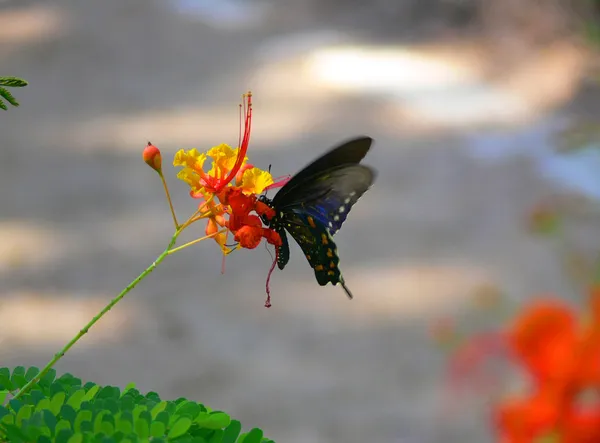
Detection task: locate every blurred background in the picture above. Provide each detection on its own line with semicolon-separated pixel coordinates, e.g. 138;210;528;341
1;0;600;441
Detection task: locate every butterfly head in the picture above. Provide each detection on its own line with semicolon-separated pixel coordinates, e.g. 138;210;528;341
257;194;275;226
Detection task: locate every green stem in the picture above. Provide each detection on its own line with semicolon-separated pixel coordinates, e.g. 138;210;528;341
13;232;179;400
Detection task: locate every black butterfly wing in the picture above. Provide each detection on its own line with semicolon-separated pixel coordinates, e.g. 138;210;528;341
272;136;372;205
275;227;290;270
279;211;353;298
277;164;375;235
265;135;375;298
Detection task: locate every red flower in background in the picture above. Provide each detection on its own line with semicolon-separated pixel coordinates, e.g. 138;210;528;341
495;288;600;443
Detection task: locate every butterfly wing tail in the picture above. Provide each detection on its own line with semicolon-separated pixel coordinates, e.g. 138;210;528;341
340;278;354;300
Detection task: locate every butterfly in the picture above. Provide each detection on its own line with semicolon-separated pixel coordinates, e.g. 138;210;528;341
258;136;376;299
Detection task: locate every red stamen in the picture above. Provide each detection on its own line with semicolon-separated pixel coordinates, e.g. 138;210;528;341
264;175;292;191
238;103;242;153
216;92;253;192
265;246;278;308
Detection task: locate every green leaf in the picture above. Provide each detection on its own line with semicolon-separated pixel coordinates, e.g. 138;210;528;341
168;417;192;439
0;87;18;107
237;428;263;443
155;410;169;428
35;398;51;413
104;398;118;415
50;380;67;397
132;404;147;422
1;412;15;425
2;423;29;441
74;410;92;433
66;389;86;409
55;419;72;434
60;404;77;425
50;392;66;415
79;420;92;433
42;409;57;434
196;412;230;430
55;428;75;443
222;421;241;443
0;77;28;87
67;434;83;443
0;405;10;421
16;404;33;426
0;390;8;405
82;384;100;403
92;410;106;434
40;369;57;388
9;398;23;413
120;395;135;411
176;401;200;420
151;402;167;420
0;99;8;112
116;418;133;435
30;390;46;406
99;386;120;399
138;410;152;426
122;382;136;396
207;429;224;443
150;421;165;438
146;392;161;402
100;420;114;436
0;372;14;391
134;417;150;439
24;367;40;382
10;366;25;379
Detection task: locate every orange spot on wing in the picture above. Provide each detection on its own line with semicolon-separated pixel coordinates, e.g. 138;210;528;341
315;265;324;271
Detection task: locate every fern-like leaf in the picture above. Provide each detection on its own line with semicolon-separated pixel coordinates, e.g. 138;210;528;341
0;87;18;107
0;77;28;87
0;76;27;110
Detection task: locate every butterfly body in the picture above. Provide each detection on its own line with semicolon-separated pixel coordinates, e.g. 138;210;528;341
259;136;376;299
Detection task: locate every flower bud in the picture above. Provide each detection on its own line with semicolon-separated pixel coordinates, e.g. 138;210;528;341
143;142;162;173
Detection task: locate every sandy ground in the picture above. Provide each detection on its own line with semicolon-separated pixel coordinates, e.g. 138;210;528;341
0;1;597;442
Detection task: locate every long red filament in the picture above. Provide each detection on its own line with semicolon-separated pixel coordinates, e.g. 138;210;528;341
265;246;278;308
218;92;252;192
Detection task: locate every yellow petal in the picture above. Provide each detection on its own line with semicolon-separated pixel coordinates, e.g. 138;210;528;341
173;148;206;169
206;144;248;179
239;167;274;194
176;168;201;189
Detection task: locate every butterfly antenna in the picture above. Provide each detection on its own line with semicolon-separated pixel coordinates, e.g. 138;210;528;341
221;229;230;275
263;164;273;198
340;277;354;300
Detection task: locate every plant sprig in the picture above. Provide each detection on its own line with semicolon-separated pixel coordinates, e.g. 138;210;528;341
0;77;28;110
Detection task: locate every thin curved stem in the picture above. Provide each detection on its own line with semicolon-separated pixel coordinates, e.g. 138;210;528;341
160;172;179;229
13;233;179;400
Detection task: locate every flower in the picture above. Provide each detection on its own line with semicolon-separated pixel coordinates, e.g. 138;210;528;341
172;92;284;256
173;92;275;198
494;288;600;442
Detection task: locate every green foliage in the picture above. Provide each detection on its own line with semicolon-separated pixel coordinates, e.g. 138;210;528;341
0;367;274;443
0;77;28;110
